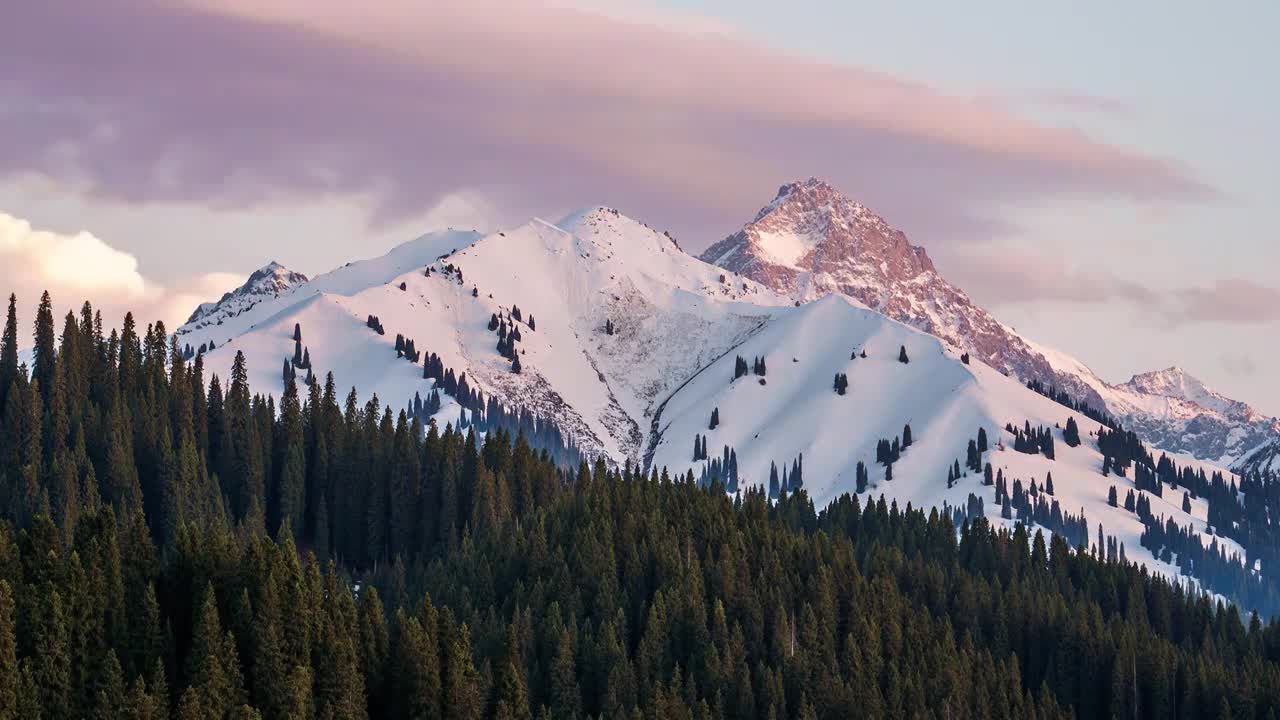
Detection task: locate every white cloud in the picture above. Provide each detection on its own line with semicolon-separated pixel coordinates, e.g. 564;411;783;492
0;210;241;338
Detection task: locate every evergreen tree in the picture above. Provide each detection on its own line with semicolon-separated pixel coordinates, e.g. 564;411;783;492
0;582;16;719
32;290;57;404
1063;416;1081;447
897;345;909;364
0;294;16;412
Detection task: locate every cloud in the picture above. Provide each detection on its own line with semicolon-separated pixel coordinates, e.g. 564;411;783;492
937;247;1155;306
992;91;1133;118
1164;278;1280;326
0;211;241;335
942;246;1280;329
1;0;1214;250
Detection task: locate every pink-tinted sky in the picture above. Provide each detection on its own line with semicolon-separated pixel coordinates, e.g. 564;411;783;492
2;0;1277;413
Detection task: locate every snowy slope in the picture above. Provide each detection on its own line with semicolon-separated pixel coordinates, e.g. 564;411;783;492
648;294;1243;592
179;207;1248;599
178;210;787;461
703;178;1280;469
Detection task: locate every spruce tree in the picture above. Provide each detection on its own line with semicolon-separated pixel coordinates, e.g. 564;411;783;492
897;345;909;364
0;581;16;718
32;290;57;403
0;294;16;412
274;377;306;540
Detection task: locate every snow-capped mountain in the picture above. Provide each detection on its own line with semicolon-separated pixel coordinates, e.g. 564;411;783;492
701;177;1280;469
177;206;1245;604
1093;367;1280;468
182;261;309;329
177;210;786;462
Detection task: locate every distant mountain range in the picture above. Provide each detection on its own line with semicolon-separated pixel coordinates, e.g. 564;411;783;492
700;178;1280;473
173;183;1267;601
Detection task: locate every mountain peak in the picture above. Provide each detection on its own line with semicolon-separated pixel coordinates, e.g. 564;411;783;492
701;178;933;286
183;261;309;327
1124;366;1215;403
772;176;839;201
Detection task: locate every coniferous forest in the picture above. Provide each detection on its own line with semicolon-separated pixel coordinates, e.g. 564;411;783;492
5;292;1280;719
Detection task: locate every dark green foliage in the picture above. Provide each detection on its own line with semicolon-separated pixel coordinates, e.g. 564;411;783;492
1064;416;1081;447
3;292;1280;720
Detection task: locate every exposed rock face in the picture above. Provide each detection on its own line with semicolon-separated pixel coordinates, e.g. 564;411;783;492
181;261;309;331
1109;367;1280;470
700;177;1108;410
702;178;1280;468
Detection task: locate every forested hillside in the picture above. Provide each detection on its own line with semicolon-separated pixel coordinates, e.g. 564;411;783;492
2;291;1280;719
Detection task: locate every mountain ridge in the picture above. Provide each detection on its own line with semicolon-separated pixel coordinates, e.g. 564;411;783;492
700;178;1280;470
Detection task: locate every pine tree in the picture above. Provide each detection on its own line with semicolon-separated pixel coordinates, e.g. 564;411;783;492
549;628;580;720
1064;417;1081;447
897;345;909;364
273;377;306;540
0;294;16;412
709;407;719;431
441;614;483;720
185;585;245;717
493;659;532;720
32;290;57;403
0;581;16;718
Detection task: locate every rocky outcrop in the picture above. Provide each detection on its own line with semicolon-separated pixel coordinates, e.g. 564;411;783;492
703;178;1280;467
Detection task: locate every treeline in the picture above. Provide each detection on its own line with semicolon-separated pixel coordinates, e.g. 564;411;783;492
1020;381;1280;619
4;293;1280;718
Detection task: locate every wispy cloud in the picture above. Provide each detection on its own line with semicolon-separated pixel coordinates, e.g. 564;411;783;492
939;248;1155;306
1;0;1214;248
1164;278;1280;326
944;247;1280;328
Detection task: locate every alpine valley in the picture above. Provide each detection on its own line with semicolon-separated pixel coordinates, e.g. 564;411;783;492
173;179;1280;616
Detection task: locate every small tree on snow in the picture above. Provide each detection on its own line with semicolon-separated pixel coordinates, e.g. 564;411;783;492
898;345;910;364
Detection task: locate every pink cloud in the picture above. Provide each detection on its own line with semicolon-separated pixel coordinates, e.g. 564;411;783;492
937;248;1155;306
1166;278;1280;326
1;0;1214;248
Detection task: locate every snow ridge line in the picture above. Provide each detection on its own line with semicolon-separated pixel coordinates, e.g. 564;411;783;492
642;316;770;474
